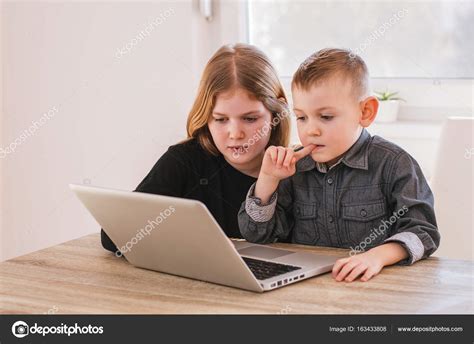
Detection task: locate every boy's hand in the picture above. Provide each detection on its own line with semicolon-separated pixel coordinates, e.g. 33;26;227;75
255;145;316;204
259;145;316;181
332;242;409;282
332;250;384;282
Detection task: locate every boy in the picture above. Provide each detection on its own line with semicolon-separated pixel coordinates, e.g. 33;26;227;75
238;48;440;282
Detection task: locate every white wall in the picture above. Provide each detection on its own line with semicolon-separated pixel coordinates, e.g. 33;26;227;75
0;1;206;261
0;2;4;262
1;0;251;261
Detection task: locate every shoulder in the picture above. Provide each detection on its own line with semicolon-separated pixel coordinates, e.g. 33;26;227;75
368;135;421;173
369;135;418;164
167;138;202;154
369;135;406;158
161;138;221;171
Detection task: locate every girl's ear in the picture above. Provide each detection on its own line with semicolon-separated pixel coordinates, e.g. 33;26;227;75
359;96;379;127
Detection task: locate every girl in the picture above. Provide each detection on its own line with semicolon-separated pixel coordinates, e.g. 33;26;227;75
102;43;291;253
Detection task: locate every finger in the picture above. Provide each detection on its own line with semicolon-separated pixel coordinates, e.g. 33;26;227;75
336;261;359;282
288;157;298;172
283;149;294;168
276;147;286;168
267;146;277;164
332;257;350;278
293;144;316;161
345;264;368;282
360;268;378;282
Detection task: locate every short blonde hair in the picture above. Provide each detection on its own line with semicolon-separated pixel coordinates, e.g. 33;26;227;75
186;43;290;155
292;48;370;100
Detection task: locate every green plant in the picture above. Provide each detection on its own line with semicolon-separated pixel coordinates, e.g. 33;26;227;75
375;90;405;102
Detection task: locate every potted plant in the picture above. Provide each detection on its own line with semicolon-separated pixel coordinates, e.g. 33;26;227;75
374;90;405;123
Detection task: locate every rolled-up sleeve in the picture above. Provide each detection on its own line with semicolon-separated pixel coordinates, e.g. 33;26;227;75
384;152;440;265
238;179;294;244
245;183;278;222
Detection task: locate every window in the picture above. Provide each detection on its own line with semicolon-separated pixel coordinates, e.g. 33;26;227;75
248;0;474;79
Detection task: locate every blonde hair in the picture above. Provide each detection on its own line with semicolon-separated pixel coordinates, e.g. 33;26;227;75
292;48;370;100
186;43;290;155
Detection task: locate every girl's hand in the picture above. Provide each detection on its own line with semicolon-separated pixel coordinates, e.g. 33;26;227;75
332;250;384;282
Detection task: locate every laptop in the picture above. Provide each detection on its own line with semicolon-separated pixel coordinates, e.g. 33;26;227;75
70;184;339;292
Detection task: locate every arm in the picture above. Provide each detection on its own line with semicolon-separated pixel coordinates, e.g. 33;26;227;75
332;151;440;281
238;145;315;243
133;146;189;196
101;145;189;252
382;151;440;264
238;177;294;244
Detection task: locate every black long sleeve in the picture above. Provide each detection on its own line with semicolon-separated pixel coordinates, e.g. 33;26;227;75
101;139;256;253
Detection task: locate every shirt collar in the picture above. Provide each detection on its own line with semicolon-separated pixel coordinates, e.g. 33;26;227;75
296;128;371;173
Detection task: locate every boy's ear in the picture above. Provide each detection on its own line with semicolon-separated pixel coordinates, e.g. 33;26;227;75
359;96;379;127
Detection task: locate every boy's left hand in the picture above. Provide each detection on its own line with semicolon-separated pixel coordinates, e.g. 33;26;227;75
332;250;384;282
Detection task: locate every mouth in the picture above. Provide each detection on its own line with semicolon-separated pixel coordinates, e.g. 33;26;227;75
228;146;246;155
311;144;326;152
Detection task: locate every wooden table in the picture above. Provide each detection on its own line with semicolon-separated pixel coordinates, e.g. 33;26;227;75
1;234;472;314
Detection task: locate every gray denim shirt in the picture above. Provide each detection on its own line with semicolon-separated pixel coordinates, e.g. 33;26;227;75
238;129;440;265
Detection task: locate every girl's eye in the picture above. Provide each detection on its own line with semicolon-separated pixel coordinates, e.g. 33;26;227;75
214;117;227;122
244;117;258;122
321;114;334;121
296;116;306;121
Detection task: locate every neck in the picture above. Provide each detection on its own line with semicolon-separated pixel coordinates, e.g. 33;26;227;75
225;153;263;178
326;127;364;167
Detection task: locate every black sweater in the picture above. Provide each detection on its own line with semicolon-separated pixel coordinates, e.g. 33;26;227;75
101;139;257;252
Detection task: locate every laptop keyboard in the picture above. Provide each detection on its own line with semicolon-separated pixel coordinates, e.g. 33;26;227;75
242;257;302;280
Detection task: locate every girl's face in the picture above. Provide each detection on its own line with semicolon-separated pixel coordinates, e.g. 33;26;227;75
208;87;273;176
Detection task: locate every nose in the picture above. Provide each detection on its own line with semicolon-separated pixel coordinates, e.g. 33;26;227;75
228;121;245;140
306;122;322;137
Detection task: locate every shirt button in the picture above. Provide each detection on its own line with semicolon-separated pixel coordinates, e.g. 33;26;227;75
327;177;333;185
360;209;367;217
328;215;334;223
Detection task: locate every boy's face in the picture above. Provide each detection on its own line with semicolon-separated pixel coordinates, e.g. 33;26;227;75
292;75;372;166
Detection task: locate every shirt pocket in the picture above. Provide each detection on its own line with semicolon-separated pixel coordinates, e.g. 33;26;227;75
292;201;320;245
342;199;387;247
